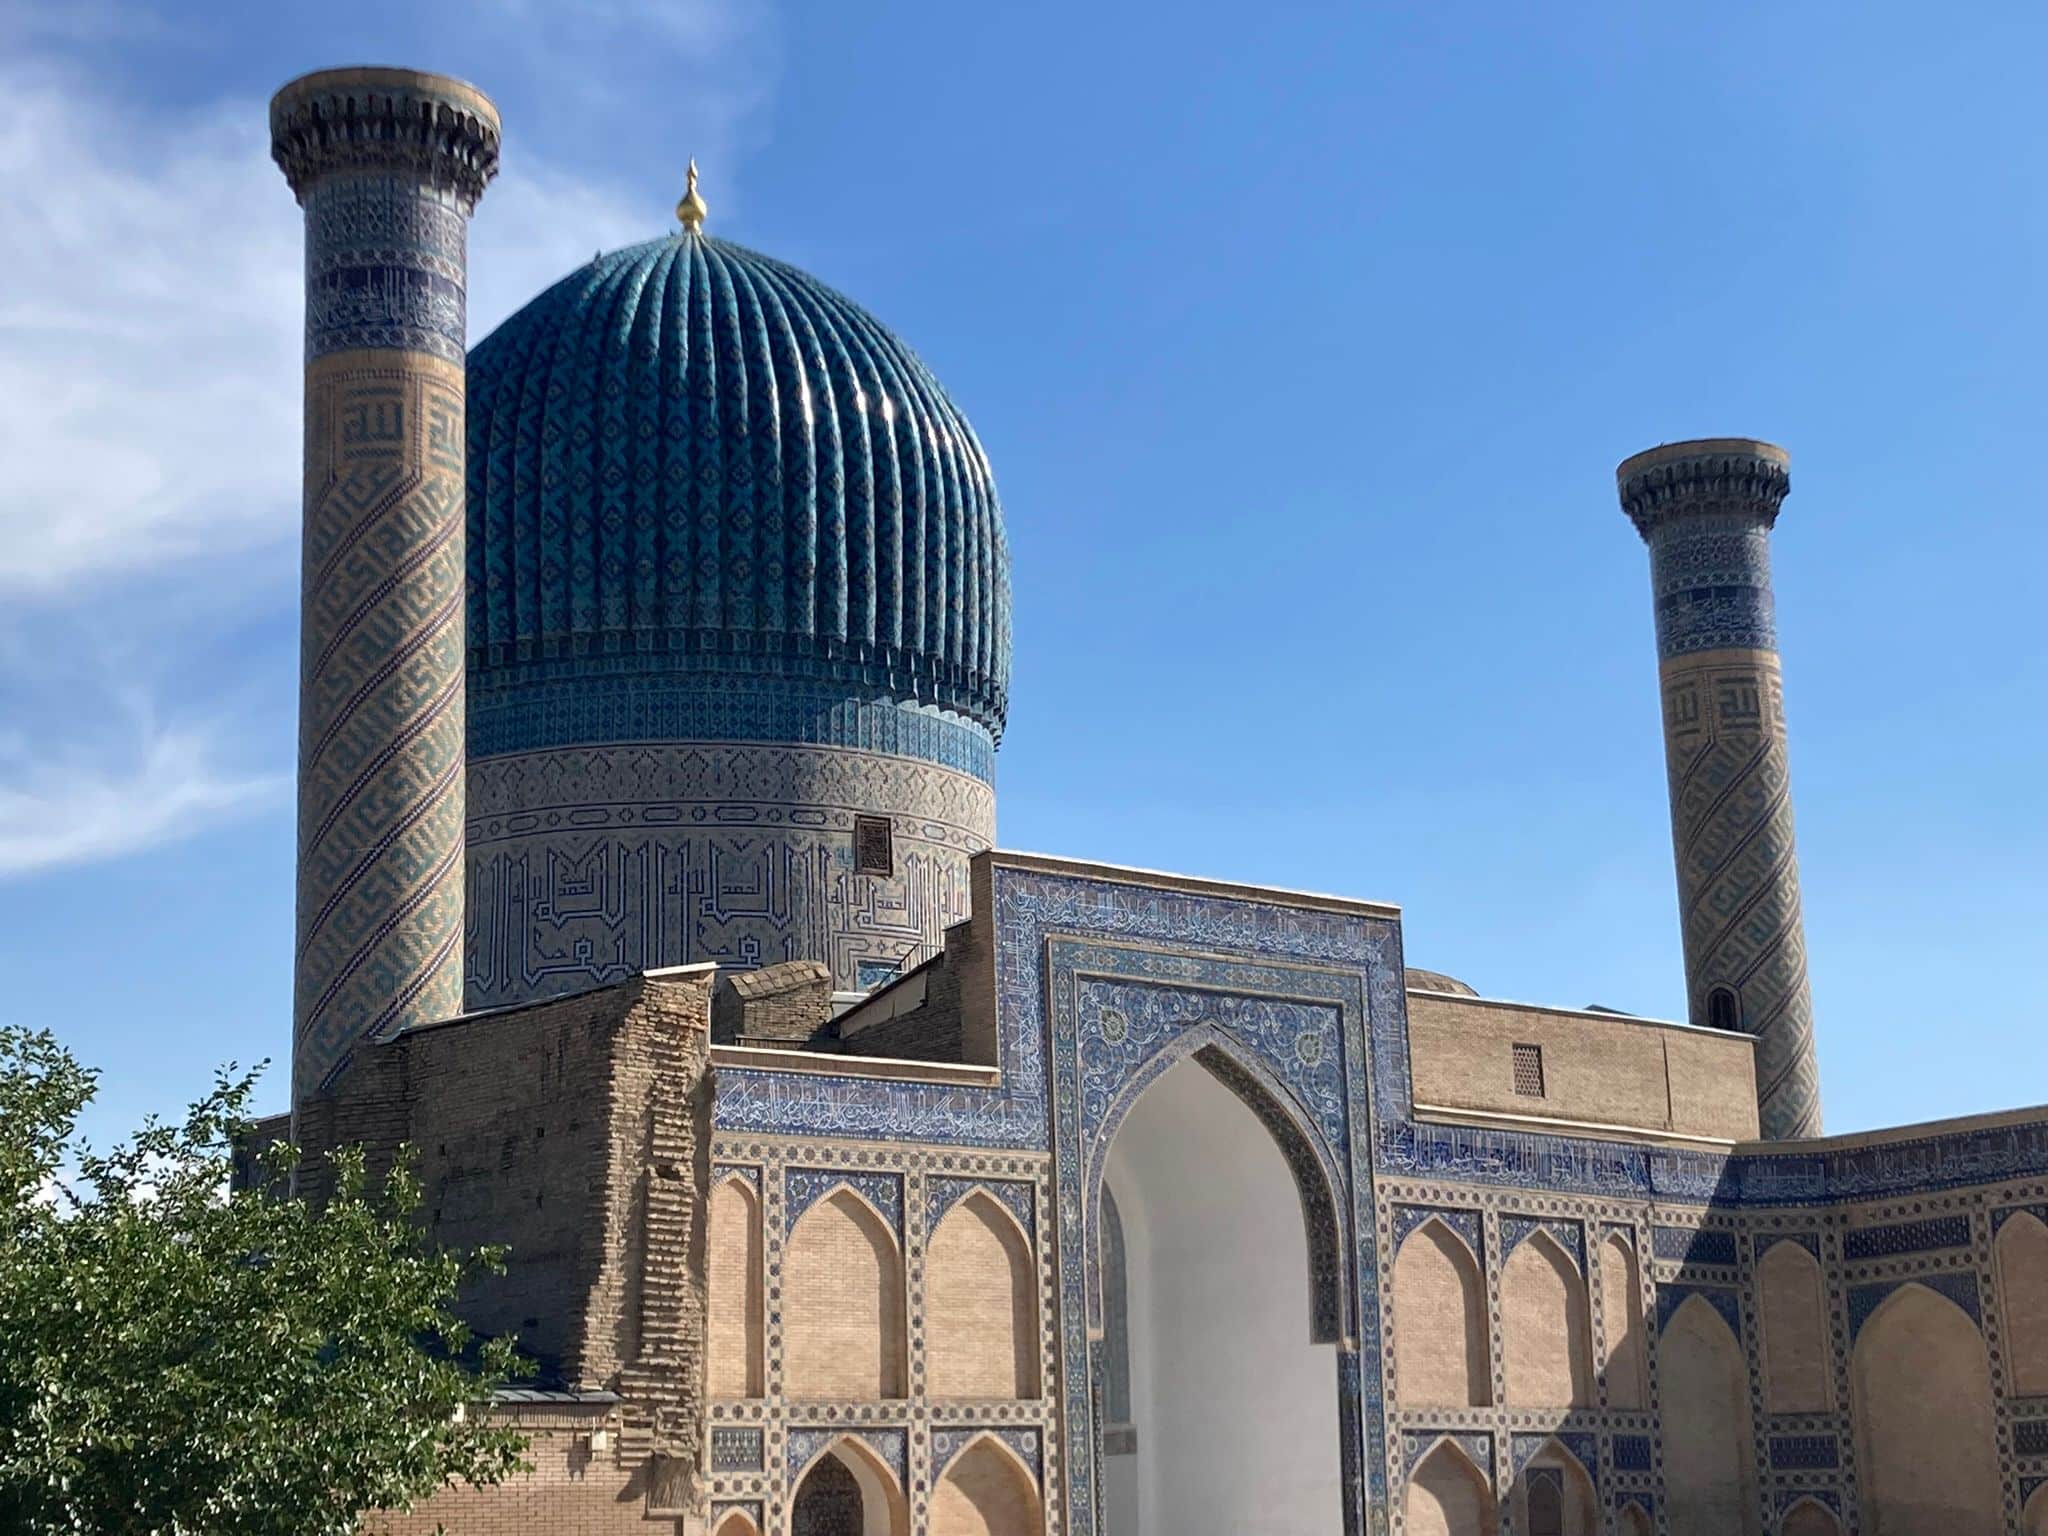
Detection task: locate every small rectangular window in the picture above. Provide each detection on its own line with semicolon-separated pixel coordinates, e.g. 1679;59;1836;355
1512;1042;1546;1098
853;814;894;877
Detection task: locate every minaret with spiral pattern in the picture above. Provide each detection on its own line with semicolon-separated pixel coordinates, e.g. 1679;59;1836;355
1618;438;1822;1139
271;68;500;1102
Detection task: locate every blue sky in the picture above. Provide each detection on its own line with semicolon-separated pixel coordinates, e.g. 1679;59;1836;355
1;0;2042;1146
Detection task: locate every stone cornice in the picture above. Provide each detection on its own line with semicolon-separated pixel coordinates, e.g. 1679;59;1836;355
270;66;501;210
1616;437;1791;541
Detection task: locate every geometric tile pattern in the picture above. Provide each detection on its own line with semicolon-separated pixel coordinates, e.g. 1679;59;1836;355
274;73;499;1101
1840;1214;1972;1260
463;742;993;1002
1501;1215;1585;1271
784;1167;902;1237
1847;1272;1981;1342
463;232;1011;745
1651;1224;1739;1266
926;1176;1034;1242
1618;441;1821;1139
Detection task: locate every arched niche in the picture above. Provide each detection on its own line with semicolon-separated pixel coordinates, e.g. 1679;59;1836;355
708;1174;763;1398
1098;1052;1342;1535
1618;1501;1653;1536
2024;1480;2048;1536
1405;1438;1497;1536
1598;1232;1646;1410
1758;1238;1830;1413
1501;1230;1592;1406
932;1433;1042;1536
1780;1496;1843;1536
712;1510;762;1536
1393;1219;1490;1407
1511;1442;1596;1536
1852;1282;2000;1536
784;1186;907;1400
927;1189;1038;1400
1996;1210;2048;1397
1085;1025;1350;1346
789;1437;908;1536
1661;1292;1758;1536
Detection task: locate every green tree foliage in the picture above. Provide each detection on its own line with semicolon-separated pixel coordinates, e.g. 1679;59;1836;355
0;1027;527;1535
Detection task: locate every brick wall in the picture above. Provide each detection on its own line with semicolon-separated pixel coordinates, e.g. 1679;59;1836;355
296;972;715;1532
1405;992;1759;1144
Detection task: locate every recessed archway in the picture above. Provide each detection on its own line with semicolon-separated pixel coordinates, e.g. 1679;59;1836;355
1098;1051;1342;1536
789;1437;908;1536
932;1433;1043;1536
1405;1438;1497;1536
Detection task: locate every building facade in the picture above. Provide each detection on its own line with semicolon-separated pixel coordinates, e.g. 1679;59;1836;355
265;66;2046;1536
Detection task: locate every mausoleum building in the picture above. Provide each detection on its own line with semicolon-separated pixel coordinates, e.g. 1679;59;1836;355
260;65;2048;1536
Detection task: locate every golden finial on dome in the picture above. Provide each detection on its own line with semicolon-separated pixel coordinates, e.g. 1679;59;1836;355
676;159;708;233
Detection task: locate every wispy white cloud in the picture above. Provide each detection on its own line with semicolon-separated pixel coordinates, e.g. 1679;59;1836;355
0;59;663;596
0;711;286;879
0;0;774;879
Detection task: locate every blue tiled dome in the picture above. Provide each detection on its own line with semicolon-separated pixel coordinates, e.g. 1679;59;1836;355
464;232;1011;759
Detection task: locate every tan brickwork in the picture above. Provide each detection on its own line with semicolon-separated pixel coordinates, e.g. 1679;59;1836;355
1851;1283;2001;1535
930;1438;1041;1536
293;972;713;1531
1596;1234;1646;1409
783;1189;908;1400
1391;1221;1489;1407
712;962;834;1047
708;1177;764;1398
1499;1234;1592;1407
1661;1295;1756;1536
1405;993;1759;1144
1996;1211;2048;1397
368;1411;656;1536
1404;1442;1496;1536
1781;1501;1841;1536
1757;1238;1830;1413
925;1193;1037;1401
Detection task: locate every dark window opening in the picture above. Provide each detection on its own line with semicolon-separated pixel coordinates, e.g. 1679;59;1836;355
1512;1042;1546;1098
1707;986;1741;1032
852;815;894;877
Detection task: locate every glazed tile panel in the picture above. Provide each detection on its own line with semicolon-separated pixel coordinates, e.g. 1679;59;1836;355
463;741;992;1001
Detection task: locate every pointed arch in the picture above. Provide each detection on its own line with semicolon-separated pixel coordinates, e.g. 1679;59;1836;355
2024;1481;2048;1536
1758;1239;1830;1413
1852;1282;1999;1536
1500;1230;1592;1406
1084;1022;1350;1344
1394;1219;1490;1407
1513;1441;1596;1536
1997;1211;2048;1397
1598;1232;1646;1410
1663;1292;1757;1536
1619;1502;1653;1536
712;1510;762;1536
789;1437;908;1536
1405;1438;1498;1536
1780;1497;1842;1536
785;1185;906;1400
708;1173;763;1397
932;1432;1042;1536
927;1188;1038;1399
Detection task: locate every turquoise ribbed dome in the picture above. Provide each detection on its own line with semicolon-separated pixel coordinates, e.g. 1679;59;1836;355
464;232;1011;762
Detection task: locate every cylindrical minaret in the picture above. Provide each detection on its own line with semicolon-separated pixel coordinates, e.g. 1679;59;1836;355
271;68;500;1102
1617;438;1821;1139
